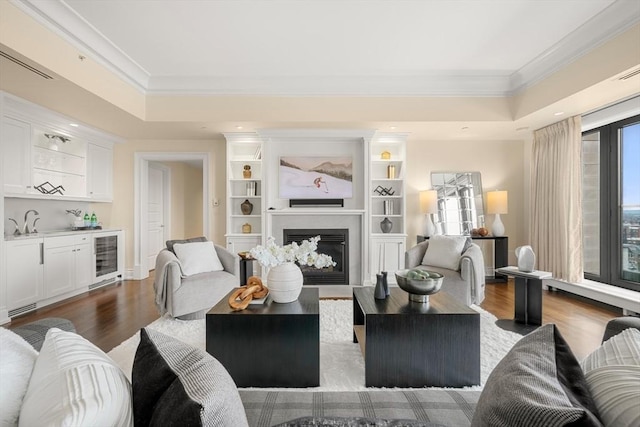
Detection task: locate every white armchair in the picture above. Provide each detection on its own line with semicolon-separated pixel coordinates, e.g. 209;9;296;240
405;236;485;306
154;237;240;319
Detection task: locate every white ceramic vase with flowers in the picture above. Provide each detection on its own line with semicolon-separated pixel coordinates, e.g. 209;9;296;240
250;236;336;303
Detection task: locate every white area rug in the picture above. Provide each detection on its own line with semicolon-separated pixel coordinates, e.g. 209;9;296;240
108;300;522;391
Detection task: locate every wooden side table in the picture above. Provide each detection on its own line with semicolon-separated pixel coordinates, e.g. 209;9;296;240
495;266;553;334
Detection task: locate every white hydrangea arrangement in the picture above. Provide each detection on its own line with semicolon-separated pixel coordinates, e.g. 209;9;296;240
249;236;336;269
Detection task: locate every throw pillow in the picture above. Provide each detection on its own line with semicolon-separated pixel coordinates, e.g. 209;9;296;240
132;328;248;427
583;365;640;427
19;328;133;426
581;328;640;427
421;235;468;270
581;327;640;373
0;328;38;427
173;241;224;276
471;324;602;427
166;236;207;253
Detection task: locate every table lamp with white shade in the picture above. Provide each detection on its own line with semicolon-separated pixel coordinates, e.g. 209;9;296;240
486;190;508;237
420;190;438;237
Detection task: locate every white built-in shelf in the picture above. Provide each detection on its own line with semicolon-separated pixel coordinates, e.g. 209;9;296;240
230;214;261;218
266;209;366;216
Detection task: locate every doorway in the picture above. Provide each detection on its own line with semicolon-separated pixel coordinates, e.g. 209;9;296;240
147;162;170;270
134;153;210;280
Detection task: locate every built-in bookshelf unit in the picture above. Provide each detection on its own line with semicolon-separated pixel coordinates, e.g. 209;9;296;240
224;129;407;285
224;133;263;253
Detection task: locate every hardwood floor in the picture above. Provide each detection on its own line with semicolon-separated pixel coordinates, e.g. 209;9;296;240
4;276;621;359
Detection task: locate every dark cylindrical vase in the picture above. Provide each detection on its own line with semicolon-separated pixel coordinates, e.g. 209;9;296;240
381;271;390;296
374;274;386;299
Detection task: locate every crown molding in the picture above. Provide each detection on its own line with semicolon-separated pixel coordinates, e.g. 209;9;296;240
13;0;150;93
509;0;640;94
13;0;640;97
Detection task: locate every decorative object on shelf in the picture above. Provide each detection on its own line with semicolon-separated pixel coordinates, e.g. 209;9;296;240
374;273;386;299
419;190;438;237
471;227;489;237
395;268;444;303
515;245;536;273
240;199;254;215
34;181;65;195
44;133;70;151
243;164;252;179
228;276;268;311
249;236;336;303
373;185;395;196
246;181;257;196
380;151;391;160
383;200;394;215
66;209;85;228
380;217;393;233
242;223;252;234
387;164;396;179
487;190;508;237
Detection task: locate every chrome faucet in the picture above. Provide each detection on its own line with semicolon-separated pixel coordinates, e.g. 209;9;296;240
23;210;39;234
8;218;21;235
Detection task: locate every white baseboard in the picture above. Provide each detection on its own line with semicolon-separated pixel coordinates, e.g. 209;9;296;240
0;307;9;325
548;278;640;313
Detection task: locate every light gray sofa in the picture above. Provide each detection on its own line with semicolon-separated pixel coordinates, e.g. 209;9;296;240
154;238;240;319
405;239;485;306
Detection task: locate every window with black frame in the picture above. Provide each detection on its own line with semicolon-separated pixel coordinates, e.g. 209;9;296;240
581;114;640;291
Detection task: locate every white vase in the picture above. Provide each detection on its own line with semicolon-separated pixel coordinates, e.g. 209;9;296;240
266;262;303;303
515;245;536;273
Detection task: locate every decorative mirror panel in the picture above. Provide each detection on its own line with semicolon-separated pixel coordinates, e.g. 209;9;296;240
430;172;484;235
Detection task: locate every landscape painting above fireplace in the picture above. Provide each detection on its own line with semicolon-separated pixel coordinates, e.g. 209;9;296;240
279;156;353;199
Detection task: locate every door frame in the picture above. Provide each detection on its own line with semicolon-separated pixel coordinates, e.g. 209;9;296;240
147;162;171;270
134;152;210;279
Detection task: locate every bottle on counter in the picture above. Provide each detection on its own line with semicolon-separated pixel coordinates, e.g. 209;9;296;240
83;212;90;227
90;212;97;228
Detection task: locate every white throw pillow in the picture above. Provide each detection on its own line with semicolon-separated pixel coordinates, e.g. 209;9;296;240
0;328;38;427
584;365;640;427
173;241;224;276
19;328;133;427
581;328;640;373
421;235;468;270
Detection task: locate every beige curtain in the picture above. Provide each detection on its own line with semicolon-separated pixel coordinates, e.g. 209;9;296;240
531;116;584;283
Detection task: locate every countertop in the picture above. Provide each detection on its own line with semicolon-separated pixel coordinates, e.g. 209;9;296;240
4;228;122;241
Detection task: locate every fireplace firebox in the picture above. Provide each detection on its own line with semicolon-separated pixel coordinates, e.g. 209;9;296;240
283;229;349;285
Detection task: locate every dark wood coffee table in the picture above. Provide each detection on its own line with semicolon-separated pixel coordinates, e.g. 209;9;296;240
353;287;480;388
206;287;319;387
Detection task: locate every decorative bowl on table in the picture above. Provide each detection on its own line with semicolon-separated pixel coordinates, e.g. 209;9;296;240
395;269;444;303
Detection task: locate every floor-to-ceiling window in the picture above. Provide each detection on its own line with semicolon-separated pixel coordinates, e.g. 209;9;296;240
582;114;640;291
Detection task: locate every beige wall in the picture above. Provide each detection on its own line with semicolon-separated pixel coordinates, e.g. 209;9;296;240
405;139;526;263
160;161;204;239
94;139;226;270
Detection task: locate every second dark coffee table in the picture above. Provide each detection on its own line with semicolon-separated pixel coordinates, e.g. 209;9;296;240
353;287;480;388
206;287;319;387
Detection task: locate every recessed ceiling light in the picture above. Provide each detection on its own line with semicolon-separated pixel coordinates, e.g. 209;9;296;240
516;126;529;131
69;123;79;127
200;126;207;129
236;126;243;130
461;126;469;131
390;126;396;130
554;111;564;116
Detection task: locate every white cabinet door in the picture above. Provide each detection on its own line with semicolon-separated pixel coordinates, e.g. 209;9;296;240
5;239;43;310
87;143;113;200
74;242;93;289
1;116;32;194
370;236;406;285
44;245;76;298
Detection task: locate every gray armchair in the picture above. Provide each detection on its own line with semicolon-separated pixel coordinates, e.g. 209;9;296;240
154;238;240;320
405;239;485;306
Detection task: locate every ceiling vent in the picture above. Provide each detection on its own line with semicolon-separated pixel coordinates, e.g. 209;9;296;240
0;50;53;80
618;68;640;81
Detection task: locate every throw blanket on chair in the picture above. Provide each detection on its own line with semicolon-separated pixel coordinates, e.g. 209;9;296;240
153;250;184;316
464;248;486;304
